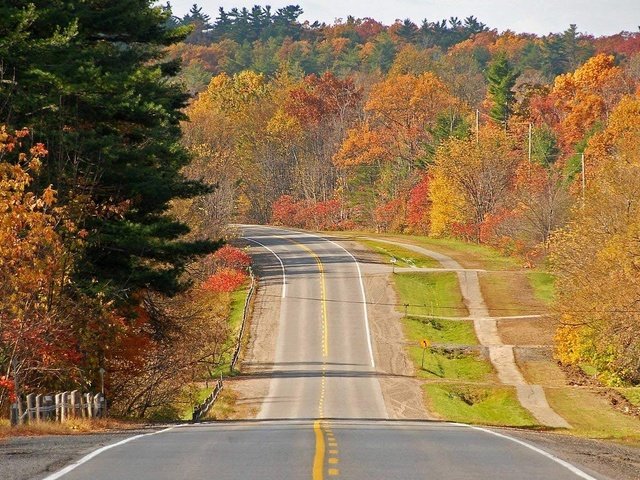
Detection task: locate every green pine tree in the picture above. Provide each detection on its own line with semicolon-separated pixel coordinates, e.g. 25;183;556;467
486;53;519;125
0;1;220;303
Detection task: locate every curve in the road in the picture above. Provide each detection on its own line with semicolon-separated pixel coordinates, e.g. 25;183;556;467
242;236;287;298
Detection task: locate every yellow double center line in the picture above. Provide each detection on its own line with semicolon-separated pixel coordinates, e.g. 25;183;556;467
290;240;328;358
284;237;339;479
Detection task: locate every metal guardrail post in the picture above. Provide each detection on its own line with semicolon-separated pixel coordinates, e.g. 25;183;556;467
230;267;256;373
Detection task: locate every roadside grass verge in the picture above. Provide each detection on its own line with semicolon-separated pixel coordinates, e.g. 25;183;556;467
388;270;535;426
178;281;252;420
409;344;492;381
385;234;520;271
205;388;239;420
210;281;252;379
424;384;538;427
544;387;640;442
404;316;478;345
358;239;441;268
394;272;467;317
354;231;639;436
519;361;640;442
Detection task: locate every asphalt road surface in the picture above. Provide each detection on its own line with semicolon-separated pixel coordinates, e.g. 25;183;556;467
45;225;608;480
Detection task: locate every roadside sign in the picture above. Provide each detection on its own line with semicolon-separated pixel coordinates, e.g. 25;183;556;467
420;339;430;369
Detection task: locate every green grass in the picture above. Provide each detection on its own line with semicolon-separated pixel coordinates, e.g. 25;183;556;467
618;388;640;407
545;387;640;441
229;284;250;330
425;384;538;426
380;245;543;426
404;316;478;345
178;384;213;420
527;271;556;305
394;272;468;317
359;239;441;268
393;270;496;385
410;345;493;381
394;234;521;271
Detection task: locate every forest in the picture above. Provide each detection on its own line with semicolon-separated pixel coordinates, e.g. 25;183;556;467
0;1;638;420
173;4;640;388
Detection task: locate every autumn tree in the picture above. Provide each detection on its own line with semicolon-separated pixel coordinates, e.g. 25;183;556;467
552;53;631;150
552;93;640;385
0;128;80;409
429;126;519;240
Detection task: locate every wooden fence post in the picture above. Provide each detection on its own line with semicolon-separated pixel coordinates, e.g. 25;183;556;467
61;392;68;422
55;393;61;422
70;390;78;418
85;393;93;418
35;394;42;422
26;394;35;423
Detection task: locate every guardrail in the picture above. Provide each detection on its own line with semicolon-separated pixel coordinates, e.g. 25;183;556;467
192;379;223;422
229;267;256;373
11;391;106;425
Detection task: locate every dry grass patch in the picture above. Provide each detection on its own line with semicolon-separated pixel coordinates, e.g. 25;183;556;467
0;417;144;439
499;318;556;345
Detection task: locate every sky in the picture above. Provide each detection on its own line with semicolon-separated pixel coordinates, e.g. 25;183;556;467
161;0;640;36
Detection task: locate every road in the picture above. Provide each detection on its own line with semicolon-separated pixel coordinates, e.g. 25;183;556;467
45;225;607;480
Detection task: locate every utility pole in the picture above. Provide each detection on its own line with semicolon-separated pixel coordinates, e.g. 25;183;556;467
528;123;532;163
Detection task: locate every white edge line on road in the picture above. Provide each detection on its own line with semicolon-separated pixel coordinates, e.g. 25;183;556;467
298;232;376;370
450;423;599;480
41;424;185;480
242;237;287;298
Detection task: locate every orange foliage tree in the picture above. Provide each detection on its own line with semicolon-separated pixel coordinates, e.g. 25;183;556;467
552;54;630;149
0;127;81;408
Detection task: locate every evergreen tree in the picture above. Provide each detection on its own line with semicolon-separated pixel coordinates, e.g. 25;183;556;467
182;3;213;44
0;0;219;303
486;53;519;125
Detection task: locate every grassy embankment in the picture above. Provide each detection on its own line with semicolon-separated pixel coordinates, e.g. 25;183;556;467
362;237;537;427
180;284;252;421
362;235;640;439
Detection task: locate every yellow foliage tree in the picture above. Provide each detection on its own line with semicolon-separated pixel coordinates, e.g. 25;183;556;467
429;126;519;240
552;93;640;385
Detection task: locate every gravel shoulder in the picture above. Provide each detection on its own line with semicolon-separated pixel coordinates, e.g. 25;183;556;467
496;428;640;480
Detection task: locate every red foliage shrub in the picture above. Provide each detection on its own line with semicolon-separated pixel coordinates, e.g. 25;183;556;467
0;375;16;402
406;174;431;234
202;268;247;293
214;245;251;270
272;195;299;226
271;195;348;231
374;198;405;232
